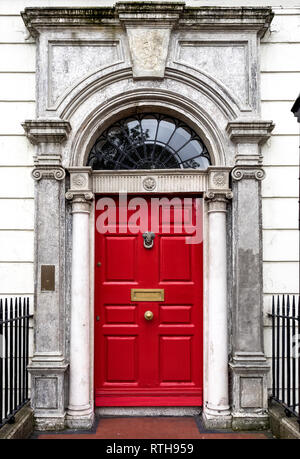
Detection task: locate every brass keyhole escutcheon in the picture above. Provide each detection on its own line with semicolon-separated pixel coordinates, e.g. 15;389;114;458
144;310;154;321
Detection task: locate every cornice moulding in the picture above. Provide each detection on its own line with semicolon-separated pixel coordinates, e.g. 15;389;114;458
21;7;119;37
117;2;184;27
22;119;71;144
226;121;275;144
116;2;185;13
179;7;274;36
21;4;273;37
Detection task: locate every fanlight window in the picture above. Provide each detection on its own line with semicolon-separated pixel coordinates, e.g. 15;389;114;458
87;114;211;170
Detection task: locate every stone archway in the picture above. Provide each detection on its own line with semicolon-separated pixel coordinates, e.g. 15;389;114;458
21;3;275;431
64;100;234;428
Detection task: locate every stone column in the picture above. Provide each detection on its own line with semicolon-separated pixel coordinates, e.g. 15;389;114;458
22;119;71;430
65;168;94;429
226;121;274;430
203;189;232;428
203;168;232;429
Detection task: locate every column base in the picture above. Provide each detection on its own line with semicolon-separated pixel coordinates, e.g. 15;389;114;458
66;407;94;430
230;358;269;430
34;414;66;431
202;406;232;429
28;360;69;431
231;412;269;431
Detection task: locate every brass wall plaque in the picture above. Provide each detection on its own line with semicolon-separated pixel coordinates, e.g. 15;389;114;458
41;265;55;291
131;289;164;302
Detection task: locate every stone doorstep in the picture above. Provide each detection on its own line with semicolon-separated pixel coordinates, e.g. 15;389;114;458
0;403;34;440
33;416;273;440
269;401;300;439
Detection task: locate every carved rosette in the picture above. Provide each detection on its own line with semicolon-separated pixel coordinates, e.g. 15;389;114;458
142;176;156;191
212;172;226;187
71;174;88;189
231;166;266;181
205;167;232;211
207;167;231;192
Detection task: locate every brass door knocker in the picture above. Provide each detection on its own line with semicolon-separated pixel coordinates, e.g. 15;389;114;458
143;231;155;249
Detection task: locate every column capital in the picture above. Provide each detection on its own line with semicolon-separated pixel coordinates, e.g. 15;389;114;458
205;190;233;212
24;119;71;182
65;192;94;214
65;191;94;201
232;165;265;181
205;167;233;211
205;190;233;201
32;155;66;181
66;167;94;212
32;165;66;181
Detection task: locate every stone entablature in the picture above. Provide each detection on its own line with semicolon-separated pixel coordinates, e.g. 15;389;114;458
91;167;232;195
21;4;273;116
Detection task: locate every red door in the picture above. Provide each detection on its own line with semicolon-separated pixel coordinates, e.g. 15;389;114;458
95;195;203;406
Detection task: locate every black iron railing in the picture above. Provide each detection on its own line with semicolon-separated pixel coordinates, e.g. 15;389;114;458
269;295;300;428
0;297;32;428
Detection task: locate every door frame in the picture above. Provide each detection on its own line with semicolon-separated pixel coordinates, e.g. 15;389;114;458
67;166;233;420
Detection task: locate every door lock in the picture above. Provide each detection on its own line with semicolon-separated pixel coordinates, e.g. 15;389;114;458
143;231;155;249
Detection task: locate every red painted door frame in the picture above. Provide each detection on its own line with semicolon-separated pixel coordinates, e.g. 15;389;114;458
94;195;203;406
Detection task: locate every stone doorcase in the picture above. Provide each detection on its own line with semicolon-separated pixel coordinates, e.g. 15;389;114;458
21;3;274;431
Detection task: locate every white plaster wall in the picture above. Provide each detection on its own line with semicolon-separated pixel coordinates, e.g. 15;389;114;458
260;8;300;390
0;0;299;394
0;1;35;377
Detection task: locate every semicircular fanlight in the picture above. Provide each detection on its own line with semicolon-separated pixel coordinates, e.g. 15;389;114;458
87;114;211;170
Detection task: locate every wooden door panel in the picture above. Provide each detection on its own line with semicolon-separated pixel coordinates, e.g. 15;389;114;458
105;336;138;383
160;305;192;324
160;237;191;282
95;195;203;406
105;305;137;324
160;336;192;382
105;236;137;281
